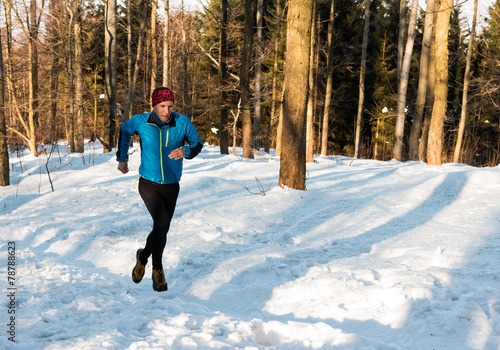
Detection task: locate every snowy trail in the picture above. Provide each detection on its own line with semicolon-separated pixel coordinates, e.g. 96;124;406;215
1;142;499;349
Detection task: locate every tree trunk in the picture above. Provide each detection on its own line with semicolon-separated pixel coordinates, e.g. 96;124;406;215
306;0;317;163
276;84;285;157
240;0;254;159
9;0;41;154
453;0;477;163
393;0;418;161
123;0;149;121
354;0;371;159
278;0;313;190
4;0;13;129
427;0;453;165
74;0;84;153
408;0;435;160
397;0;406;80
219;0;229;154
253;0;264;150
104;0;117;153
163;0;170;87
127;0;132;89
321;0;335;156
151;0;158;96
66;2;75;152
419;7;438;162
48;0;61;143
181;0;190;117
0;29;10;186
30;0;40;131
270;0;282;155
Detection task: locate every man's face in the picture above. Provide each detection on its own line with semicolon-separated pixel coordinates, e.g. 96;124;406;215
153;100;174;122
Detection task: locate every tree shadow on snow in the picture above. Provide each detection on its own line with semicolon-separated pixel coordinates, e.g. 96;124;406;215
174;169;497;348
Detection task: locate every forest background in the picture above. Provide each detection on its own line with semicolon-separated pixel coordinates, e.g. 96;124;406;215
0;0;499;189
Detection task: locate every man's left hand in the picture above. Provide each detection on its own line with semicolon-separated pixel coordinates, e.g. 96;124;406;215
169;148;186;160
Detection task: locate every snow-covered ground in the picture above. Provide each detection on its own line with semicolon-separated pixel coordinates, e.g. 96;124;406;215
1;141;499;350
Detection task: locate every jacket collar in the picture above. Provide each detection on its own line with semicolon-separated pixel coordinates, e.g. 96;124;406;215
147;111;177;128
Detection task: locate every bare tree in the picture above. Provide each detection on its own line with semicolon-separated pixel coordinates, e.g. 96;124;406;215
454;0;478;163
427;0;453;165
219;0;229;154
73;0;84;153
393;0;418;161
4;0;13;128
7;0;44;155
253;0;264;150
123;0;149;121
354;0;371;159
320;0;335;156
127;0;132;89
0;29;9;186
397;0;406;80
278;0;313;190
163;0;170;87
48;0;62;142
181;0;190;116
419;6;438;162
271;0;282;155
240;0;254;159
408;0;435;160
306;0;317;163
151;0;158;96
104;0;117;153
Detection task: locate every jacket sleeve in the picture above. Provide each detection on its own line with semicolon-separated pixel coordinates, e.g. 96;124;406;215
181;118;203;160
116;117;138;162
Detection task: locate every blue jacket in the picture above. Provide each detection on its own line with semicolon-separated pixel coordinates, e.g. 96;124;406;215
116;111;203;184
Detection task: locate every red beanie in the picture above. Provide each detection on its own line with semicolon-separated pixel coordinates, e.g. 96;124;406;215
151;87;175;106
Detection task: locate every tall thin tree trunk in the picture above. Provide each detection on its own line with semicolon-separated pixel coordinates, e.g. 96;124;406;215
66;3;75;152
48;0;61;143
151;0;158;95
270;0;281;154
123;0;149;121
321;0;335;156
276;84;285;156
427;0;453;165
253;0;264;150
219;0;229;154
306;0;317;163
181;0;190;117
30;0;40;130
0;30;9;186
354;0;371;159
74;0;84;153
163;0;170;86
127;0;132;89
104;0;117;153
454;0;477;163
4;0;13;129
419;8;438;162
393;0;418;161
240;0;254;159
397;0;406;80
278;0;313;190
408;0;435;160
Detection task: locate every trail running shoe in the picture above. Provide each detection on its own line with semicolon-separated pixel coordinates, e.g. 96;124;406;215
152;268;168;292
132;249;146;283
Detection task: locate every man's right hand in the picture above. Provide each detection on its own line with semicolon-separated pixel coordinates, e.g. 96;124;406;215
117;161;129;174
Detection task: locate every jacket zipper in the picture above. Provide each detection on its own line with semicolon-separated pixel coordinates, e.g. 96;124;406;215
159;128;164;183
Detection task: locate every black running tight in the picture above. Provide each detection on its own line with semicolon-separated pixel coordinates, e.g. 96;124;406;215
138;177;180;269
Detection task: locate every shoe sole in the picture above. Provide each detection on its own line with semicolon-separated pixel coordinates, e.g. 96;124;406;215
153;284;168;292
